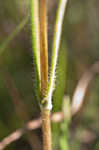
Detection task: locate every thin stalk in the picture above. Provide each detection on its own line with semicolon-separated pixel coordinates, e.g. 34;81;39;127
30;0;51;149
39;0;52;150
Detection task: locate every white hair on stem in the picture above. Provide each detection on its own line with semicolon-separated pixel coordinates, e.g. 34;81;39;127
44;0;68;110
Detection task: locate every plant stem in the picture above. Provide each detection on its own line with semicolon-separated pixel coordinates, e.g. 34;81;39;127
41;109;52;150
39;0;52;150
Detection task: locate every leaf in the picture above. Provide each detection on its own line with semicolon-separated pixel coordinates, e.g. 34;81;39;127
30;0;41;102
0;17;28;56
44;0;68;110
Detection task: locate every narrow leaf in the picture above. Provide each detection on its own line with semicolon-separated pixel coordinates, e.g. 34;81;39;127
0;17;28;56
30;0;41;101
45;0;68;110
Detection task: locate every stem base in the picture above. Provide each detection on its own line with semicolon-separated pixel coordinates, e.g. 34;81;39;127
41;109;52;150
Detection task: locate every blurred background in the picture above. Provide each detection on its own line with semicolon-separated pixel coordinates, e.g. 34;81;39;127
0;0;99;150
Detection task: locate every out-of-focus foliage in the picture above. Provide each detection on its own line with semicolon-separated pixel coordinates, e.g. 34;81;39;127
0;0;99;150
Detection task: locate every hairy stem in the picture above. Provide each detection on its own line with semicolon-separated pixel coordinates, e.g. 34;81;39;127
39;0;52;150
41;109;52;150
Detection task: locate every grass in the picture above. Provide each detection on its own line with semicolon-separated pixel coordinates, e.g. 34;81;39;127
30;0;68;150
0;0;69;149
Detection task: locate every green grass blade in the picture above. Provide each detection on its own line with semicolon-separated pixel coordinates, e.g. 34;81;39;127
0;17;28;56
45;0;68;110
30;0;41;101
